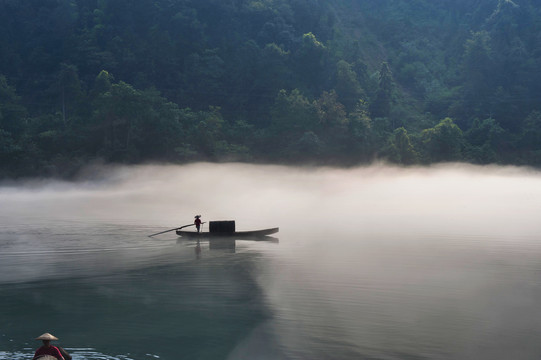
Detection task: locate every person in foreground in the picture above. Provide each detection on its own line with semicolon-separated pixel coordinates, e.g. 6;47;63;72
194;215;202;232
33;332;71;360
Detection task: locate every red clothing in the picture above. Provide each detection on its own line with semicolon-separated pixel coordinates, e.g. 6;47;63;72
34;345;64;360
194;218;202;232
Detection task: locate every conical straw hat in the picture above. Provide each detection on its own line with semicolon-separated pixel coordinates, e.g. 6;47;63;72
36;333;58;341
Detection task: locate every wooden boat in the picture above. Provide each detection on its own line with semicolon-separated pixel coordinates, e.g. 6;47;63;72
176;227;279;239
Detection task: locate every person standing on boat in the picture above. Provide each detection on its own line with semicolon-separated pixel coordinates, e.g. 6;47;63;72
33;333;67;360
194;215;202;232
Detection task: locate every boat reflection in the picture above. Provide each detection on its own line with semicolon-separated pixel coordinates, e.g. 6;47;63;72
178;236;279;258
209;238;236;251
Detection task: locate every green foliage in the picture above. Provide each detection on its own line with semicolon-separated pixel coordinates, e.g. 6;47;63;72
90;81;187;162
288;131;325;161
294;32;328;93
420;118;464;162
0;128;20;173
514;111;541;165
92;70;113;97
463;118;506;164
460;31;495;120
2;0;541;177
0;75;27;137
335;60;364;111
370;62;394;118
315;90;347;128
270;89;317;133
385;127;419;165
520;111;541;150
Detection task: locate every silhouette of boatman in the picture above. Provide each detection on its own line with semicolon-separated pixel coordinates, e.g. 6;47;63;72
194;215;202;232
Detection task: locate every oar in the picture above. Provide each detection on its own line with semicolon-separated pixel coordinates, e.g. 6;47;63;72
148;224;194;237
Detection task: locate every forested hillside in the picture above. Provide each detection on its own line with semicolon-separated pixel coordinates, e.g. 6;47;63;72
1;0;541;178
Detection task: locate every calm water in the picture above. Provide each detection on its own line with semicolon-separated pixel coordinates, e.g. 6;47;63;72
2;163;541;359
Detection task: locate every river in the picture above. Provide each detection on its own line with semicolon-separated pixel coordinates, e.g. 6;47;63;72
1;163;541;359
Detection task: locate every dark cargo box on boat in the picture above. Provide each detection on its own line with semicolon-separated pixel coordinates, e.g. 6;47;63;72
209;221;236;233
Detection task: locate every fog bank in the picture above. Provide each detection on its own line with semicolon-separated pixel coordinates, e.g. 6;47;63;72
1;163;541;238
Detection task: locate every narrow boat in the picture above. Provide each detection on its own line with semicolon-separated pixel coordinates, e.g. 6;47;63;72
176;227;279;239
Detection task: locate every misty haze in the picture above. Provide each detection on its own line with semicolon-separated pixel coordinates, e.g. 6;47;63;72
2;163;541;359
3;0;541;358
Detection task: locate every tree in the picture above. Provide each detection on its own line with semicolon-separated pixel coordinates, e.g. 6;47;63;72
520;111;541;150
335;60;364;111
516;111;541;165
257;42;291;93
288;131;325;161
0;75;27;137
270;88;317;133
262;88;318;157
345;99;374;162
294;32;327;93
460;31;495;121
91;70;113;98
370;62;394;118
464;117;506;164
313;90;349;158
91;80;184;161
420;118;464;162
385;127;418;165
0;129;20;175
314;90;347;128
56;63;84;124
183;49;225;108
190;106;227;159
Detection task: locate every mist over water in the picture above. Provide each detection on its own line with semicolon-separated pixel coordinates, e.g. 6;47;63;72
2;163;541;360
3;162;541;235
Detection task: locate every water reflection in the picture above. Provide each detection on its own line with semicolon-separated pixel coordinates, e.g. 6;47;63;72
209;238;236;251
178;236;280;258
195;240;202;259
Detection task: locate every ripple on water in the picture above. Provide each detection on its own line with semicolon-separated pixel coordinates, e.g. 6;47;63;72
0;348;163;360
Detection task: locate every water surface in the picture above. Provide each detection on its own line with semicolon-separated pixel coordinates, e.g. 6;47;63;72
1;163;541;359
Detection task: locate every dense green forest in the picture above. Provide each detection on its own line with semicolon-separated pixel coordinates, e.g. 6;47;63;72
1;0;541;177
